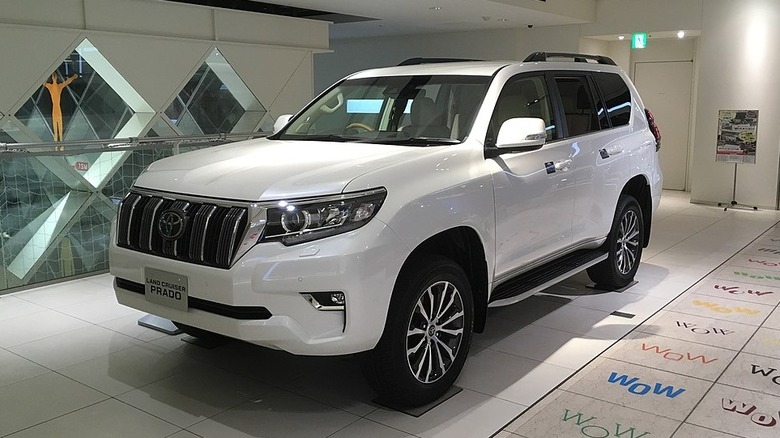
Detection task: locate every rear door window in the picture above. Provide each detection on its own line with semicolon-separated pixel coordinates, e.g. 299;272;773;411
554;75;600;138
593;72;632;127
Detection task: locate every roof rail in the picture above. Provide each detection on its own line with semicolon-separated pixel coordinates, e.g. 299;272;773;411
397;57;482;66
523;52;617;66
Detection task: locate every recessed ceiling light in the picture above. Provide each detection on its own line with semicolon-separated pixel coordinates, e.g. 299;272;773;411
429;6;442;10
618;35;625;40
677;30;685;39
498;18;509;22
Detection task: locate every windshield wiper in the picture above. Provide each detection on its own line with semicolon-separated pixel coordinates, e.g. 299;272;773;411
286;134;361;142
374;137;461;146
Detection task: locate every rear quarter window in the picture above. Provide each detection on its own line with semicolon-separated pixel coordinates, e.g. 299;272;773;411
593;72;632;127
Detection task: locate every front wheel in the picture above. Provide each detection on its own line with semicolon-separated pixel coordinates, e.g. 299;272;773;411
363;255;474;407
587;194;644;289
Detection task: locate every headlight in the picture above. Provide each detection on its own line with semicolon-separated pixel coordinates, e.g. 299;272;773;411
261;188;387;245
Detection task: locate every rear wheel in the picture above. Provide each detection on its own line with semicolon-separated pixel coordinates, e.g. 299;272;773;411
363;255;474;407
587;194;644;289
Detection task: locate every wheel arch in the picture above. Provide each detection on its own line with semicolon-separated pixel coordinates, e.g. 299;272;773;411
621;174;652;247
399;226;490;333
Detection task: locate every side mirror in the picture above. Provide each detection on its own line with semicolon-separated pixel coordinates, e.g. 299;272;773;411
496;118;547;150
273;114;293;134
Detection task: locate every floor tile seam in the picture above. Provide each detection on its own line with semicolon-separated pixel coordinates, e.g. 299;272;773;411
57;352;184;399
661;305;770;328
96;322;169;343
490;427;527;438
625;327;744;353
558;387;689;423
643;307;760;332
658;217;777;257
103;396;188;435
602;355;724;384
511;323;632;353
481;349;581;371
713;380;780;399
226;367;374;421
324;416;419;438
708;273;780;292
322;416;374;438
276;377;382;419
674;422;744;438
10;289;111;310
0;305;50;323
5;324;144;367
688;290;780;311
440;384;529;409
0;395;109;438
0;348;59;382
635;327;751;352
554;296;668;315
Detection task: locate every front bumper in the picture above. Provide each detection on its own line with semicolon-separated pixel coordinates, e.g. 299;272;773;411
110;219;408;355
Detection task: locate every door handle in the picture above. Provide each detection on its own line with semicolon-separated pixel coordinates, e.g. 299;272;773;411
554;159;572;171
606;145;624;155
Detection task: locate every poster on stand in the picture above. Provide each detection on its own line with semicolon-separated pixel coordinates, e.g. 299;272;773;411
716;109;758;164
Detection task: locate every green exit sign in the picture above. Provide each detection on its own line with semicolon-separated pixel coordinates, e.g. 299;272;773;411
632;33;648;49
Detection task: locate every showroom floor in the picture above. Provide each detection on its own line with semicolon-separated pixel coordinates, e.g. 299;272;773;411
1;191;780;438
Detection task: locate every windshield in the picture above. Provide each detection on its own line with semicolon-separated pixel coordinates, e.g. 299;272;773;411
275;75;491;145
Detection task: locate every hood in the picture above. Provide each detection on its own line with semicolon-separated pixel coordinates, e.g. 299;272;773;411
133;138;435;201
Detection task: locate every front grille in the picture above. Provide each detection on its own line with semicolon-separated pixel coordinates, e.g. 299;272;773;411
117;191;249;269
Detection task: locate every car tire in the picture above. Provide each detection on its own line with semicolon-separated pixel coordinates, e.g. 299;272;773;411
587;194;644;289
363;255;474;407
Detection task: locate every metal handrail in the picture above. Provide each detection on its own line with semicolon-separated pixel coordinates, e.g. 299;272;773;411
0;131;269;155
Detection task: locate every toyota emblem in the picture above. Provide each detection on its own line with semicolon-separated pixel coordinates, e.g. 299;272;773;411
157;209;187;240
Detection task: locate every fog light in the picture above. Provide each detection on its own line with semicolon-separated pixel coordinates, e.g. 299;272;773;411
330;292;345;306
301;292;346;311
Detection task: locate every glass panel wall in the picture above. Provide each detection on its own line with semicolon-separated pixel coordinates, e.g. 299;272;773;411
0;40;268;295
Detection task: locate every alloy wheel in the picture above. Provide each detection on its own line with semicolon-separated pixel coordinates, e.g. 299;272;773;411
406;280;465;384
616;209;640;274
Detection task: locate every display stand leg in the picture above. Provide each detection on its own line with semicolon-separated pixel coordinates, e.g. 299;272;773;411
717;163;758;211
138;314;182;335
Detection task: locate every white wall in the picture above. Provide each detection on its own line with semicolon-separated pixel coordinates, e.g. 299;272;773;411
689;0;780;208
581;0;703;37
627;38;696;77
0;0;328;133
315;28;521;92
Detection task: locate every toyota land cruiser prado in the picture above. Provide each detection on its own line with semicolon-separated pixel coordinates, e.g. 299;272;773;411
110;52;663;407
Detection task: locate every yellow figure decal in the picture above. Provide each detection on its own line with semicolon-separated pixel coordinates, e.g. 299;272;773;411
43;72;78;147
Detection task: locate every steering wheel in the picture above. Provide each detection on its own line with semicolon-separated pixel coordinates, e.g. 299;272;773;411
345;122;375;133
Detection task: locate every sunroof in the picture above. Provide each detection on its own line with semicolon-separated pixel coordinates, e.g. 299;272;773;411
166;0;375;23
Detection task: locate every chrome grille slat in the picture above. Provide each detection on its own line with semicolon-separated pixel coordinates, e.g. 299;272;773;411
191;204;218;262
117;192;250;269
138;198;164;250
216;208;247;266
117;193;142;246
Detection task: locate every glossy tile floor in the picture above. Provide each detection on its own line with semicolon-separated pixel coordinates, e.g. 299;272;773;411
1;191;779;438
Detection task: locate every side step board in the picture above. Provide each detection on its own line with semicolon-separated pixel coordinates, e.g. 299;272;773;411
488;249;608;307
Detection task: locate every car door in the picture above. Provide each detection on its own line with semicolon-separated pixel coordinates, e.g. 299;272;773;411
489;73;575;280
556;72;632;244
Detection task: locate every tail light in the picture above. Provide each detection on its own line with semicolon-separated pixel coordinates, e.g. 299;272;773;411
645;108;661;151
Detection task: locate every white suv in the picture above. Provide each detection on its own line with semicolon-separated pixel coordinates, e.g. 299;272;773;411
110;52;662;407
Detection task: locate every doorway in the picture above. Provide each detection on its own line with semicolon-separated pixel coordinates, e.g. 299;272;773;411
634;61;694;191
